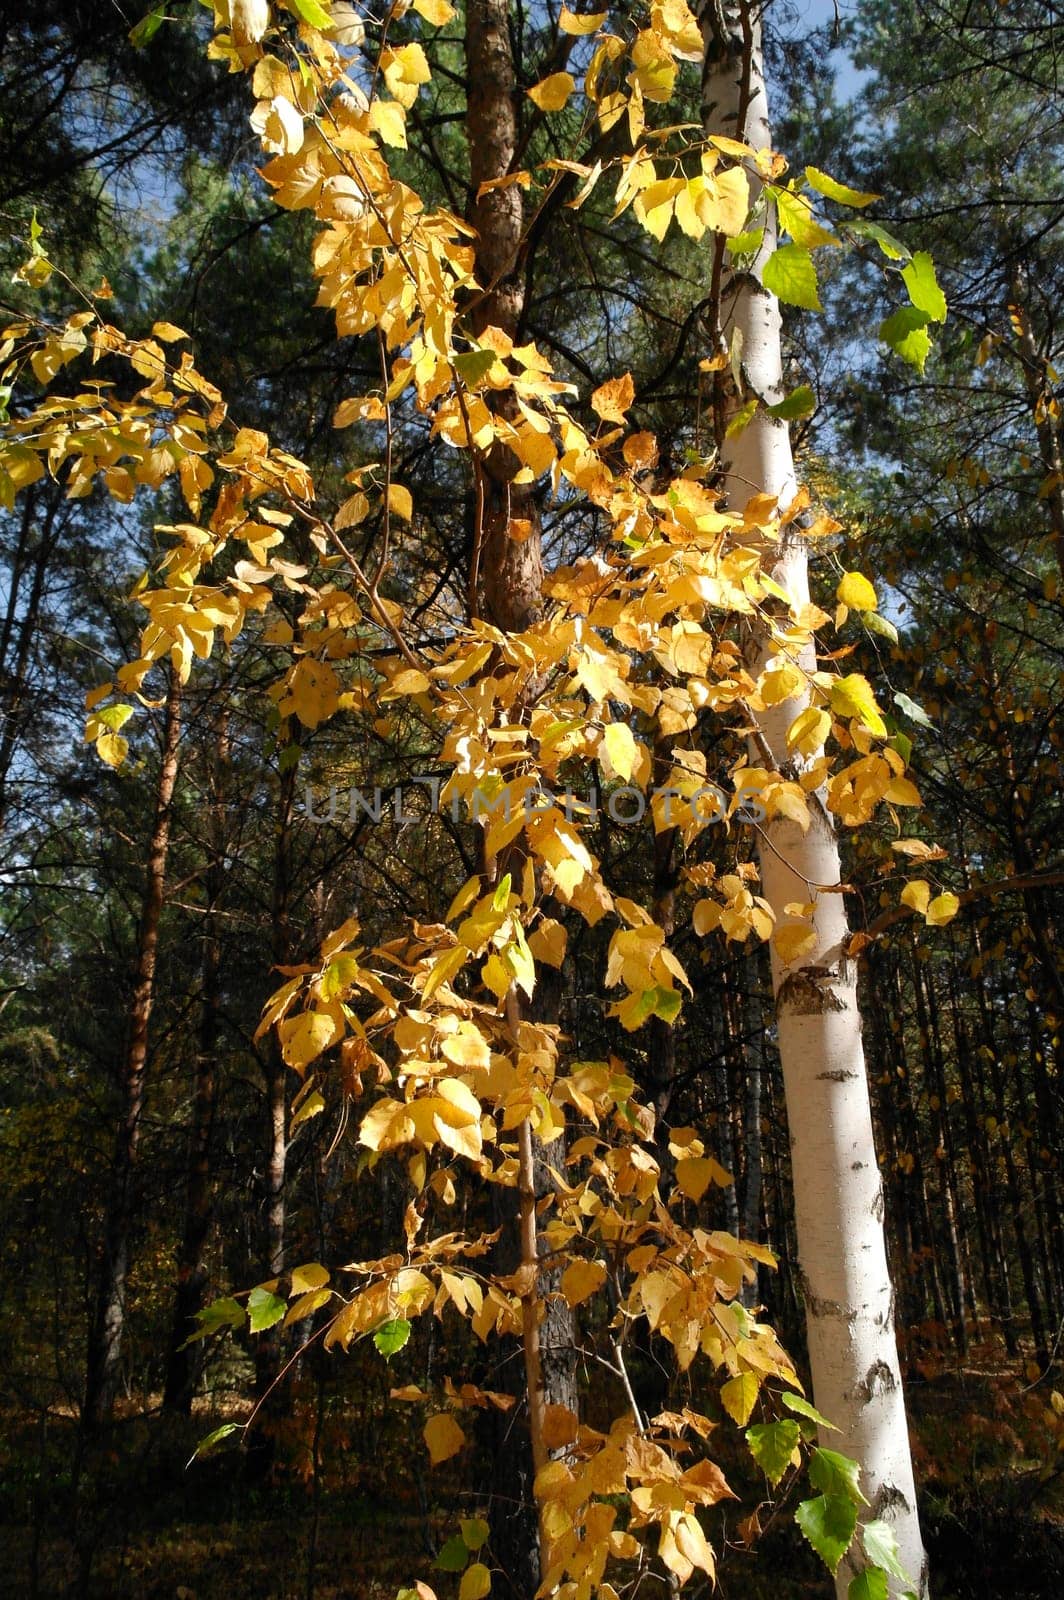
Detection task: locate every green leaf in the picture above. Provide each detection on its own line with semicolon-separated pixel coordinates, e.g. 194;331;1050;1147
650;986;682;1024
766;384;816;421
809;1447;867;1506
726;227;764;255
902;251;947;323
190;1422;242;1462
893;691;933;729
781;1392;837;1431
725;397;759;438
130;7;166;47
437;1534;469;1572
746;1419;801;1486
453;348;497;387
804;166;879;208
795;1493;858;1575
461;1517;490;1552
182;1295;246;1346
247;1285;287;1334
849;1570;889;1600
862;1519;910;1583
287;0;336;27
847;219;909;262
373;1317;411;1358
889;730;913;765
96;703;134;732
879;307;932;374
762;244;820;310
278;744;301;773
492;873;512;911
863;611;899;644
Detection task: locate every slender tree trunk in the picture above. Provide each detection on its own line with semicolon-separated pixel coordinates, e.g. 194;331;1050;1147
163;713;229;1413
0;488;62;830
246;756;297;1478
467;0;543;633
465;12;576;1588
699;7;927;1592
1011;265;1064;582
83;672;182;1428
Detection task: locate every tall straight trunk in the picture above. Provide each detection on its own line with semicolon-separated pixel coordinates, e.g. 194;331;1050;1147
83;672;182;1428
246;756;297;1478
465;11;576;1589
1011;264;1064;582
0;488;62;830
699;7;926;1592
911;956;970;1352
163;713;229;1413
467;0;543;632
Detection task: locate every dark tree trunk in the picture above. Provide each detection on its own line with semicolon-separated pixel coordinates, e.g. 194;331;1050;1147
163;714;229;1413
83;672;182;1428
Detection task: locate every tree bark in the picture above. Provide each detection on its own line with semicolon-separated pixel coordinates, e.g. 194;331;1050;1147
698;6;927;1592
246;755;297;1478
466;9;576;1589
466;0;544;631
83;671;182;1428
163;712;229;1413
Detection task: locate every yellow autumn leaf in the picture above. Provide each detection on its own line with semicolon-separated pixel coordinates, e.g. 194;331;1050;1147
601;720;637;781
675;1156;730;1202
458;1564;491;1600
290;1261;330;1293
387;483;414;519
381;42;432;108
786;705;831;757
901;879;931;915
96;731;129;768
693;898;722;936
675;1512;715;1577
285;656;340;729
884;776;921;807
423;1411;466;1465
151;320;189;343
285;1286;332;1326
773;923;818;965
591;371;635;423
528;72;576;112
370;98;407;148
290;1090;325;1127
559;6;607;32
830;673;887;737
414;0;455;22
836;571;878;611
278;1009;344;1072
440;1022;491;1070
528;917;567;968
891;838;946;861
386;667;432;696
559;1258;607;1306
720;1371;759;1427
926;892;960;927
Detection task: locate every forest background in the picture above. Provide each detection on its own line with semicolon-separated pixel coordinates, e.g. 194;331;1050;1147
1;1;1062;1598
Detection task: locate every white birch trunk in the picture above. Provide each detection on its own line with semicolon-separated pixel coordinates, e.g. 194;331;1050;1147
699;6;928;1594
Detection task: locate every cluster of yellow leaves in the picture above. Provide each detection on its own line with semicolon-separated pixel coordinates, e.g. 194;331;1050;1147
0;17;934;1592
255;899;803;1591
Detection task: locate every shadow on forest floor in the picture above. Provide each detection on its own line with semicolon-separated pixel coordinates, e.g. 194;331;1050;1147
3;1365;1063;1599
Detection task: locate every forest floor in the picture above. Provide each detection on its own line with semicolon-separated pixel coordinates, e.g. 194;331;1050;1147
3;1360;1064;1599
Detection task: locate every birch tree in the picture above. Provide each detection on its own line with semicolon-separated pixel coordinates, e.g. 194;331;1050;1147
698;4;927;1593
2;1;954;1593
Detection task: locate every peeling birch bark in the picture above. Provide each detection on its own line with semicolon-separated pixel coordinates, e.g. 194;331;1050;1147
698;5;928;1593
